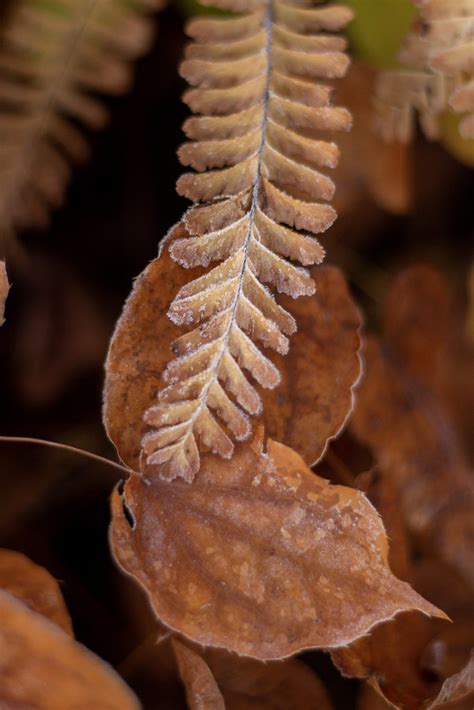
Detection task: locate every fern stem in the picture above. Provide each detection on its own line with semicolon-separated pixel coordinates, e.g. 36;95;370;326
171;0;274;448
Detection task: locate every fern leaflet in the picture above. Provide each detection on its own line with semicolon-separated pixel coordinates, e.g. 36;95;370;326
375;0;474;142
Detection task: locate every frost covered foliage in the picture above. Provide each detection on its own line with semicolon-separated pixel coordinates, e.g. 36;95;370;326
141;0;354;481
375;0;474;142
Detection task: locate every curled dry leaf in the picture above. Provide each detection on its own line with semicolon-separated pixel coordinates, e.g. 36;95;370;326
195;643;334;710
382;265;474;455
171;638;225;710
0;548;72;635
0;260;9;325
430;652;474;709
103;223;362;470
0;590;140;710
332;472;447;710
123;631;333;709
351;266;474;590
110;429;444;660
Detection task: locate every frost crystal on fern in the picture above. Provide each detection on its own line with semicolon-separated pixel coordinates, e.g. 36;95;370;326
142;0;353;481
374;0;474;142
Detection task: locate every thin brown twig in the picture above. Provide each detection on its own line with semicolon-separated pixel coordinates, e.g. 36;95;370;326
0;435;131;476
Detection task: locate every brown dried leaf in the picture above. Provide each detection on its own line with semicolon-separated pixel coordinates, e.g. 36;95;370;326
430;652;474;709
110;429;444;660
351;269;474;593
352;336;474;588
381;264;474;457
104;223;362;469
196;644;334;710
122;632;333;709
104;225;202;471
171;638;225;710
333;609;446;709
332;472;446;710
0;548;72;635
0;260;9;325
0;589;140;710
262;265;362;466
383;265;452;396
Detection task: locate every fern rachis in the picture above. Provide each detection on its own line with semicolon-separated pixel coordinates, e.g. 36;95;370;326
142;0;354;481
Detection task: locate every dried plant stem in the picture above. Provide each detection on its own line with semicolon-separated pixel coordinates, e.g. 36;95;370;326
0;435;130;475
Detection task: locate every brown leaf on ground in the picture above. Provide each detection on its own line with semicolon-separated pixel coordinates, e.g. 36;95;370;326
333;609;446;709
197;644;333;710
172;638;225;710
381;264;474;461
0;590;140;710
333;472;446;710
383;266;452;393
122;631;333;710
0;260;9;326
110;429;444;660
262;264;362;466
125;636;332;710
103;223;362;471
430;652;474;709
351;335;474;589
103;223;204;471
0;548;72;635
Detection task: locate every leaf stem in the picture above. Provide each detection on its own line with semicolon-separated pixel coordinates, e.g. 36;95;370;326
0;435;131;475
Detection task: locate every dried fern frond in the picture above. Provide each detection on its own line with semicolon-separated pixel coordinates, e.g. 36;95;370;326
374;0;474;142
0;0;161;241
142;0;353;481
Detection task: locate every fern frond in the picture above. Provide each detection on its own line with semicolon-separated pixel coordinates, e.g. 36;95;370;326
0;0;160;237
374;0;474;142
142;0;353;481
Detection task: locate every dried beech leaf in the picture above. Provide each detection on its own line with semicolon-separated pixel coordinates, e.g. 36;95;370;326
351;265;474;590
122;632;334;709
103;225;203;470
352;336;474;589
333;609;446;709
430;652;474;709
142;0;355;479
0;548;72;635
0;260;8;325
171;638;225;710
104;224;362;469
332;473;447;710
383;265;452;394
0;590;140;710
381;264;474;451
194;644;334;710
110;430;444;660
262;264;362;466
